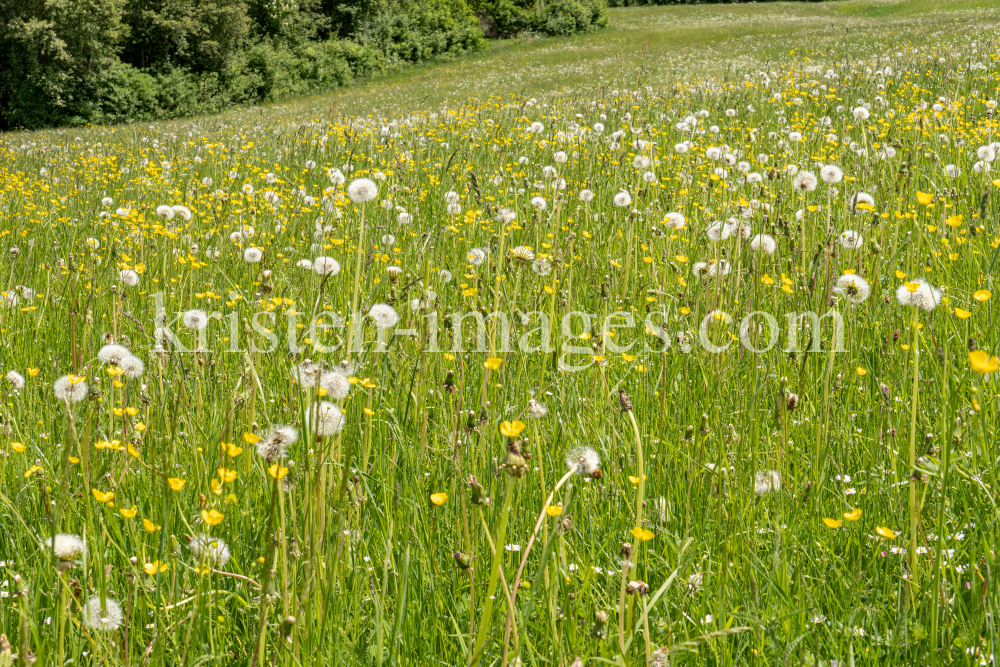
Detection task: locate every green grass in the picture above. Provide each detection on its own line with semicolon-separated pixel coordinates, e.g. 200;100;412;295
1;1;1000;666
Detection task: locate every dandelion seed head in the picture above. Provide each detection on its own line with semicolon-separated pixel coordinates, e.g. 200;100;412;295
189;534;231;568
6;370;25;390
42;533;87;561
368;303;399;329
182;309;209;330
54;375;88;403
82;596;123;631
347;178;378;203
313;256;341;276
566;447;600;476
754;470;781;495
98;344;131;366
307;401;346;436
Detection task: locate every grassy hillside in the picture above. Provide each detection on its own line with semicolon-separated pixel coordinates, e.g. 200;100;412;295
1;1;999;665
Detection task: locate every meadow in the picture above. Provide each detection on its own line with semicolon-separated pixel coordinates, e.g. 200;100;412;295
1;0;1000;665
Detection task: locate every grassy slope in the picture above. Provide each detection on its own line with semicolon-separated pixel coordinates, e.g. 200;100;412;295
264;0;1000;121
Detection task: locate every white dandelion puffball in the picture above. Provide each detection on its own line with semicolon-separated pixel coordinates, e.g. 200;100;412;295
754;470;781;496
54;375;88;403
839;230;864;250
98;344;131;366
943;164;961;178
320;371;352;400
189;534;231;568
530;196;547;211
749;234;776;254
368;303;399;329
328;168;346;185
42;533;87;561
155;205;175;220
554;151;568;163
792;170;818;192
664;212;686;229
833;274;871;303
101;197;113;207
850;192;875;211
852;107;870;121
243;247;263;263
313;256;341;276
532;258;552;276
119;355;145;380
467;248;486;266
579;189;594;202
444;191;460;204
82;596;124;632
172;205;192;220
398;211;412;225
119;269;140;286
308;401;346;436
256;424;299;460
820;165;843;184
182;309;209;330
566;446;601;476
976;145;996;163
296;259;313;270
895;278;941;312
707;221;732;242
613;191;632;207
347;178;378;203
6;370;25;389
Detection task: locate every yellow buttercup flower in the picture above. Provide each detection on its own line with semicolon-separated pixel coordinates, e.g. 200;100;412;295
484;357;503;370
916;191;934;205
973;289;991;302
430;492;448;506
143;519;161;532
545;505;563;517
268;464;289;479
92;489;115;503
875;526;897;539
499;420;525;438
201;509;225;526
844;508;862;521
167;478;186;491
969;350;999;374
222;442;243;457
119;507;137;518
822;517;842;529
630;527;654;541
143;561;168;575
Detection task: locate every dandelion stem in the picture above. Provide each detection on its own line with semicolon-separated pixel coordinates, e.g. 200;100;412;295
906;311;920;591
469;475;514;667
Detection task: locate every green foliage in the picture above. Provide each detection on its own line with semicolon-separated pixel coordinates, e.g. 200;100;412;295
469;0;607;38
540;0;608;35
0;0;127;127
0;0;635;129
354;0;485;64
120;0;251;72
